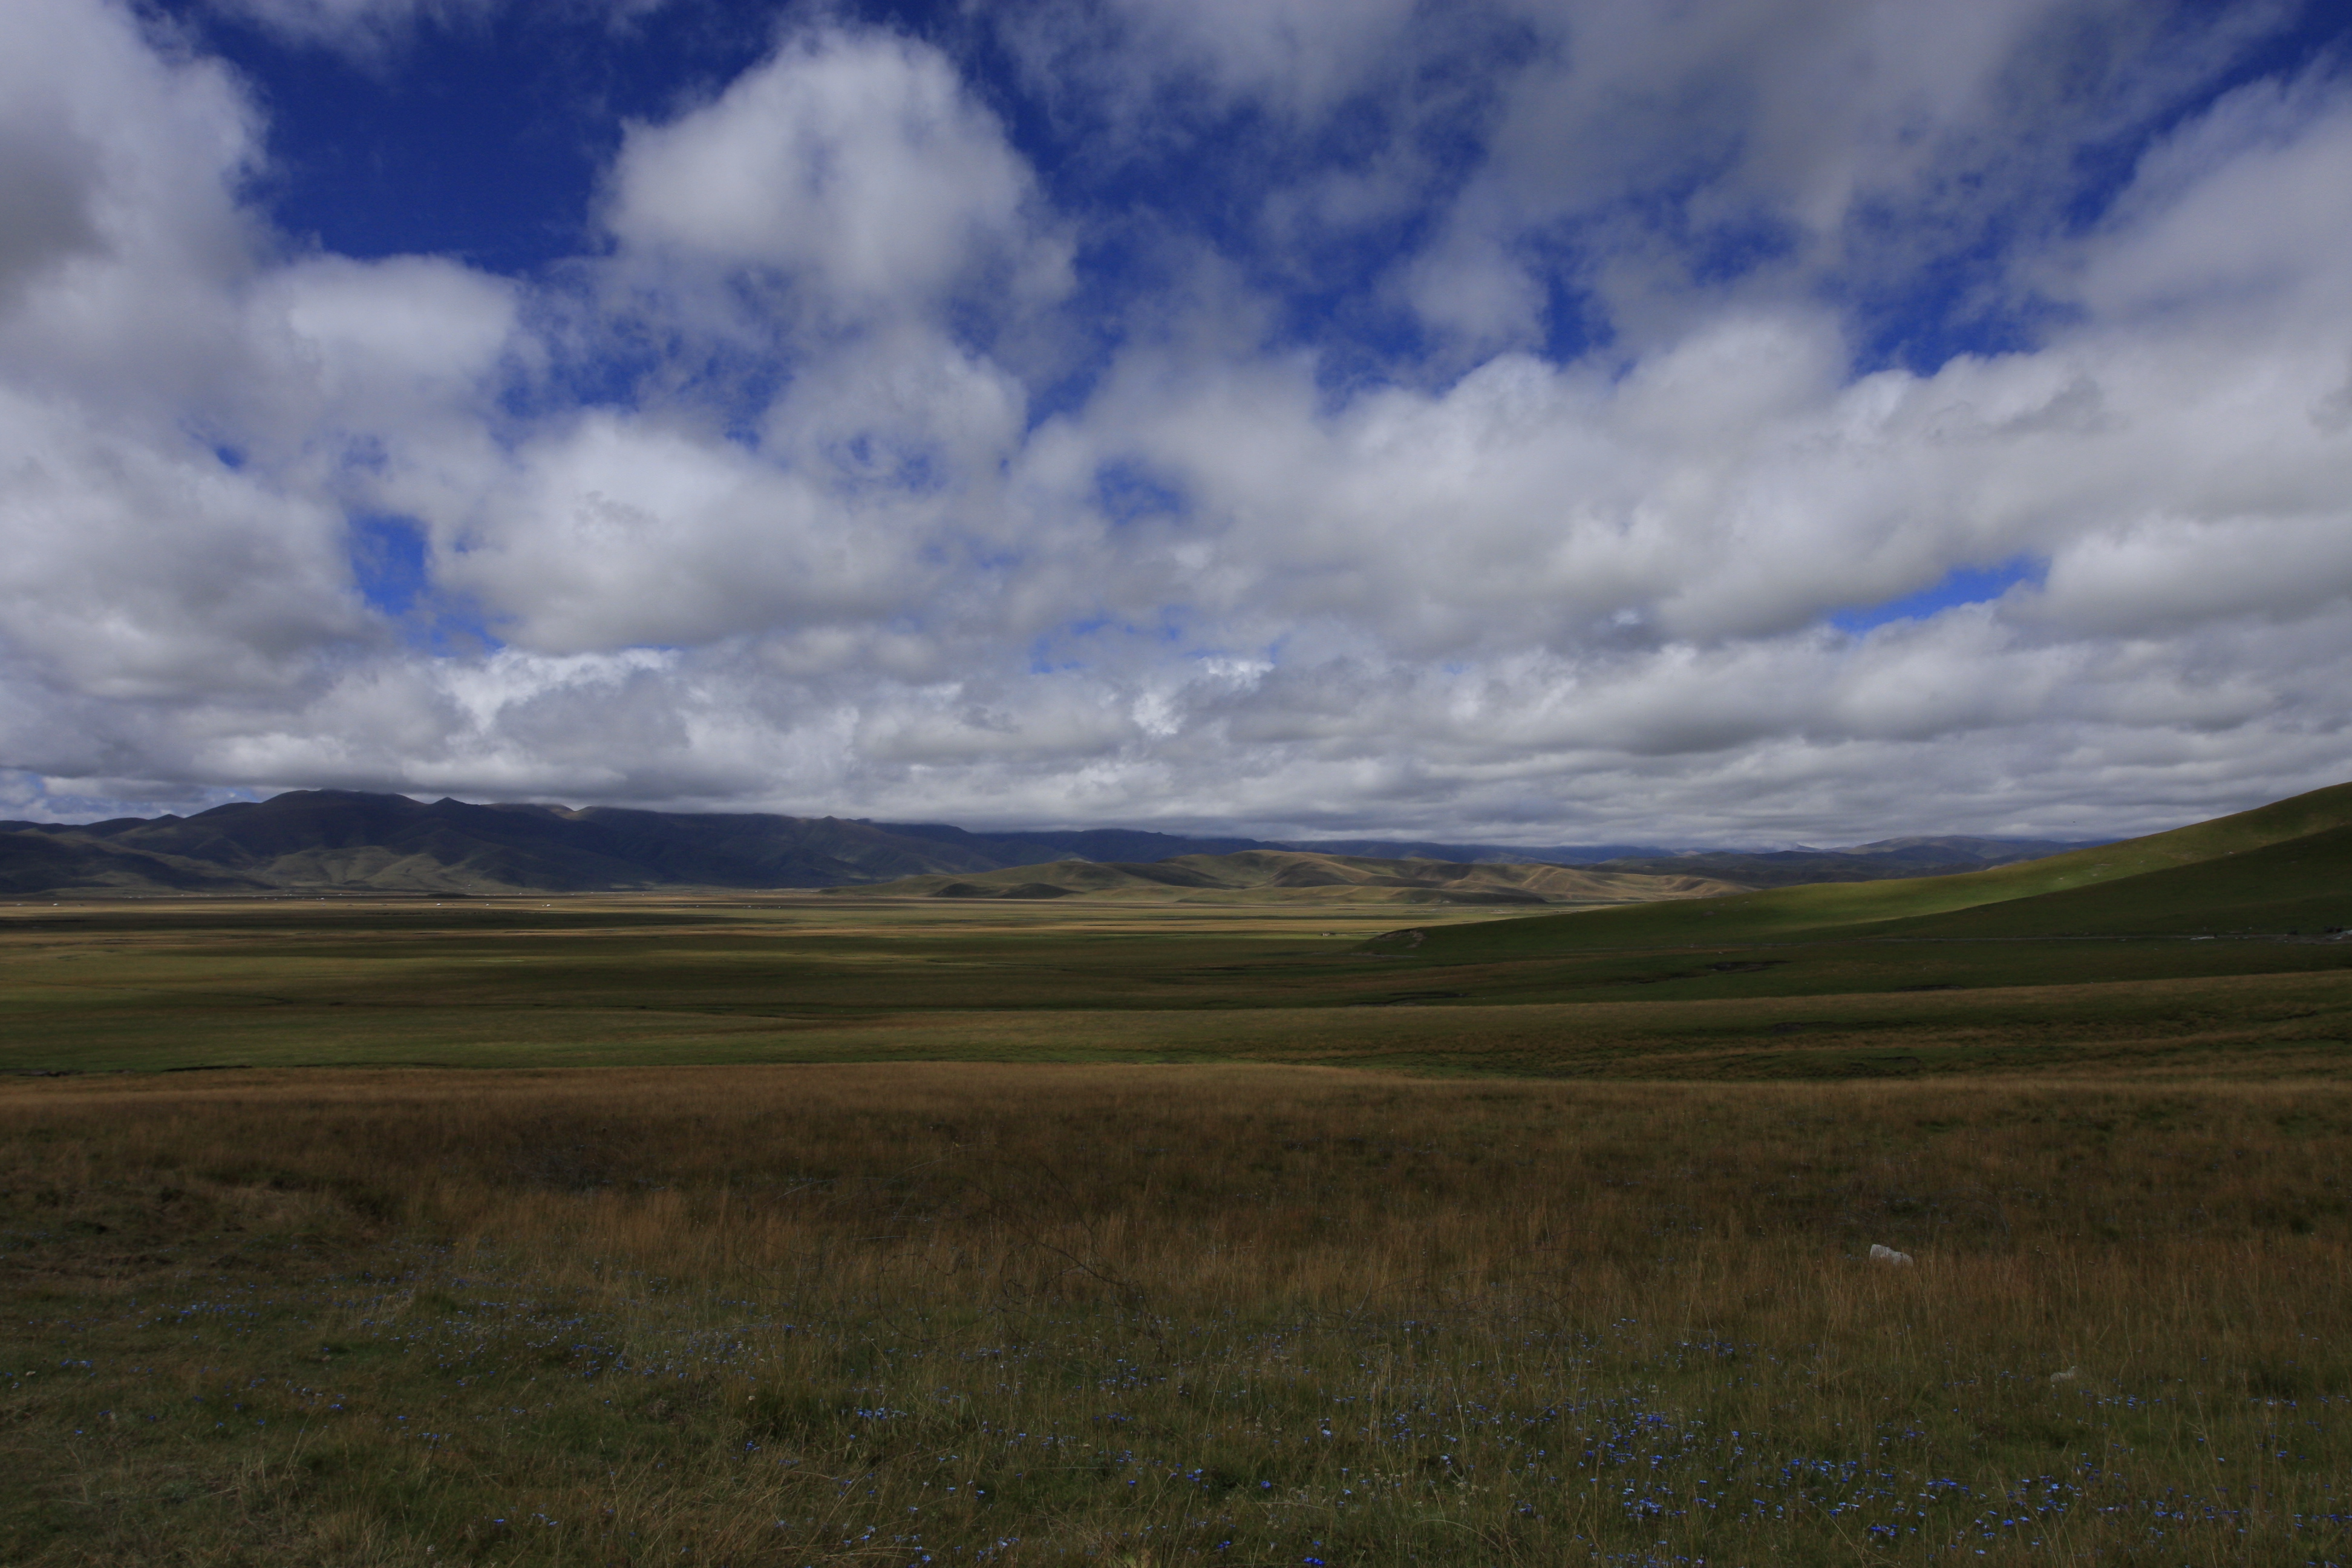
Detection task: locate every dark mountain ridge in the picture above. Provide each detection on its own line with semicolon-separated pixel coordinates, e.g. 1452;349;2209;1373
0;788;2096;898
0;791;1302;897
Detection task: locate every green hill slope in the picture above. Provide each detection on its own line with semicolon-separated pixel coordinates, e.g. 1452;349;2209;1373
1379;780;2352;958
0;791;1299;897
0;830;267;897
1865;822;2352;940
1580;835;2099;888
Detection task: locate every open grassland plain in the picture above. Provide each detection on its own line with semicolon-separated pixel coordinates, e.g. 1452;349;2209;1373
3;1067;2350;1566
5;783;2352;1566
1;892;2349;1080
819;849;1740;907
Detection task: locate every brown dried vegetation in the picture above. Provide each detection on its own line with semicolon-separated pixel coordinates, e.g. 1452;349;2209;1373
4;1065;2350;1564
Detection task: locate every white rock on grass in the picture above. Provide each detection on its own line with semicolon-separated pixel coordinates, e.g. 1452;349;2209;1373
1868;1244;1914;1266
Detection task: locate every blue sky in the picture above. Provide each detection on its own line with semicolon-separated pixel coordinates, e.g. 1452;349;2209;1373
2;0;2351;842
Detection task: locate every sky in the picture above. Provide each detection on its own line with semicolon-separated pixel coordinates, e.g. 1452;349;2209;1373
3;0;2351;844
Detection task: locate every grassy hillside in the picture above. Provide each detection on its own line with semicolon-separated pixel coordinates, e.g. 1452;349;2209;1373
0;792;1322;898
1581;834;2099;888
828;848;1743;906
1867;821;2352;939
1381;780;2352;957
2;789;2132;901
0;829;264;896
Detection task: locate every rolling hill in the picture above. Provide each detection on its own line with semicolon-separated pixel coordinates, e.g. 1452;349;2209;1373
826;849;1743;906
0;788;2092;899
1578;835;2097;888
1371;780;2352;958
0;791;1284;897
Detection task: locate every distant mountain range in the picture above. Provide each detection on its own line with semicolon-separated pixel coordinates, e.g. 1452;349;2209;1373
0;788;2097;898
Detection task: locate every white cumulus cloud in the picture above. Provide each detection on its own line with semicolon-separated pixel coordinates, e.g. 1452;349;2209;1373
3;0;2350;843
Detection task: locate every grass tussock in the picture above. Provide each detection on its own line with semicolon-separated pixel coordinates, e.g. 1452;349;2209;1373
4;1065;2351;1565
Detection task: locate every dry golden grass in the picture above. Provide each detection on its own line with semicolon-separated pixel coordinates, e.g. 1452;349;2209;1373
5;1065;2350;1565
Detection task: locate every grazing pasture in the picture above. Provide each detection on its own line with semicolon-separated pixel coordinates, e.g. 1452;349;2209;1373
4;835;2351;1563
4;1065;2350;1565
1;892;2347;1079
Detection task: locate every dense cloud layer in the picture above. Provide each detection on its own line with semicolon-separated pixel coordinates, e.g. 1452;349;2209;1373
2;0;2348;841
